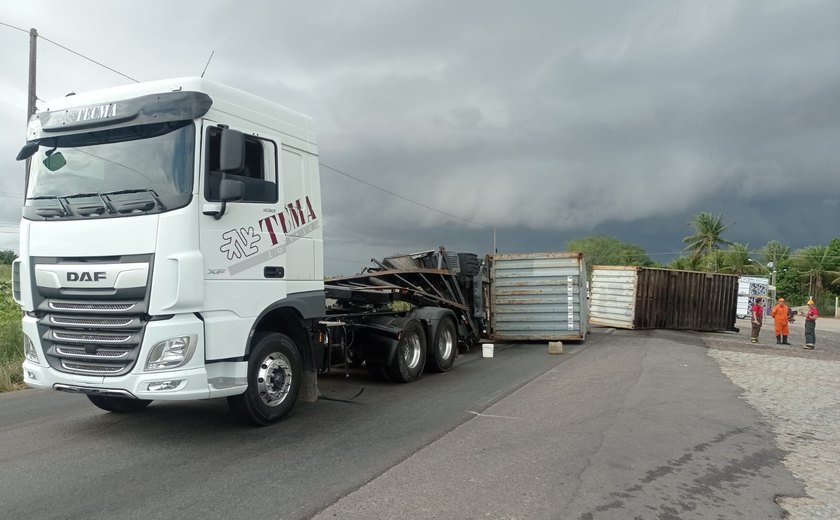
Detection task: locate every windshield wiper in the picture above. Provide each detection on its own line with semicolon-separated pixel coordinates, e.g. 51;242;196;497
104;189;167;211
61;192;118;215
26;195;72;217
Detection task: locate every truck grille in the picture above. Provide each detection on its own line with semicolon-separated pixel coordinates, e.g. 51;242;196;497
32;255;152;378
49;302;136;312
52;331;133;343
50;315;134;327
61;361;124;374
44;315;144;376
55;346;131;359
40;307;145;376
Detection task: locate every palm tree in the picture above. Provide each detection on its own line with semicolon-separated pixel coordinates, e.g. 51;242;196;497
669;255;705;271
759;240;791;268
683;213;734;265
794;246;840;298
719;243;755;275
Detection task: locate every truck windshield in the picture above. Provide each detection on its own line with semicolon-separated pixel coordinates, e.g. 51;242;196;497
24;121;195;219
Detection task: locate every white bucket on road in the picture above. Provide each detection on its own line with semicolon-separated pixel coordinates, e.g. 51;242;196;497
482;343;494;358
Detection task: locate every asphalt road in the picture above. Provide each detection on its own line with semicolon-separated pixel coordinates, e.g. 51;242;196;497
316;328;803;520
0;327;804;519
0;338;584;520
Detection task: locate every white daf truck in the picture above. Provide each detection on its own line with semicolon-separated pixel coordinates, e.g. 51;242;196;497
14;78;483;425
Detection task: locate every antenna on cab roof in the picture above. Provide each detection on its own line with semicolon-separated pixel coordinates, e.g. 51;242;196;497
201;50;215;78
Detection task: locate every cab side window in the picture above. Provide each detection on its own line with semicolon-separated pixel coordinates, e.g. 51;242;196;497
205;126;278;203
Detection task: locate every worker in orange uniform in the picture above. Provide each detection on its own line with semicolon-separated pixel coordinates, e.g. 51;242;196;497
770;297;790;345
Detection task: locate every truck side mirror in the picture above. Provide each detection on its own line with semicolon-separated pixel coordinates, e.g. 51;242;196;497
219;129;245;173
220;178;244;202
16;142;39;161
205;177;245;220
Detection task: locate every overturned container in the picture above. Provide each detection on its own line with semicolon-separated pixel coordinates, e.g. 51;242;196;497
487;252;587;342
589;266;738;332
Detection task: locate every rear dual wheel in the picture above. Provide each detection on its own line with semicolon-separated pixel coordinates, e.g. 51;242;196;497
426;317;457;373
385;320;427;383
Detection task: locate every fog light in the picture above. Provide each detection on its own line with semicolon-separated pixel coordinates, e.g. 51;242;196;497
146;335;196;371
23;335;40;365
147;380;184;392
25;370;37;381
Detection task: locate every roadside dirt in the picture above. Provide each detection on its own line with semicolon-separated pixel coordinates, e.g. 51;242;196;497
700;316;840;361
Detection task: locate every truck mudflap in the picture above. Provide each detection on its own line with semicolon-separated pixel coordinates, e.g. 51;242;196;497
353;316;421;366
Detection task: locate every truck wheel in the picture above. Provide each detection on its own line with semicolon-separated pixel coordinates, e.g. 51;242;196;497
87;395;152;413
385;319;426;383
427;317;457;373
227;332;302;426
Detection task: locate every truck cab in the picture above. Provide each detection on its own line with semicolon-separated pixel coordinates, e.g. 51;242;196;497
14;78;325;424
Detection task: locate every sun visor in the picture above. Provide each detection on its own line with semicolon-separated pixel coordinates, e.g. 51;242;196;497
33;91;213;137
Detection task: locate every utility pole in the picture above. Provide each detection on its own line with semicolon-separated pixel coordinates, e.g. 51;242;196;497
25;28;38;193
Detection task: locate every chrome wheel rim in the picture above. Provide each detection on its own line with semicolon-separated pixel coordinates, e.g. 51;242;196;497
402;333;422;370
437;327;454;360
256;351;292;407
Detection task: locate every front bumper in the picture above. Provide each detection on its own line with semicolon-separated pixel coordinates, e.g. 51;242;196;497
22;313;246;401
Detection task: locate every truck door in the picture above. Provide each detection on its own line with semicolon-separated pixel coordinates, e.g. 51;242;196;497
199;121;286;283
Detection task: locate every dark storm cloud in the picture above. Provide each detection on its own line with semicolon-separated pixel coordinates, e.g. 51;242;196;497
1;1;838;272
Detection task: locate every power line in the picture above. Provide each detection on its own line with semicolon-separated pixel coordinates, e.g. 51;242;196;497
0;20;138;83
38;34;139;83
0;20;27;34
319;161;491;229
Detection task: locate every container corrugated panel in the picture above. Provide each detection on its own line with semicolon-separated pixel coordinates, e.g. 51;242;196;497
589;266;637;329
589;266;738;331
489;252;587;341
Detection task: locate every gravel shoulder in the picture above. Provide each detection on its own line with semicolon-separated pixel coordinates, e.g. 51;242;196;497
702;316;840;520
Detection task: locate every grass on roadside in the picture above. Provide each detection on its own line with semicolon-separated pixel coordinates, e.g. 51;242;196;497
0;265;25;392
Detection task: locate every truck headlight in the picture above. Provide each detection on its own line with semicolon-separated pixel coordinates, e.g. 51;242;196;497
23;335;40;365
146;335;196;371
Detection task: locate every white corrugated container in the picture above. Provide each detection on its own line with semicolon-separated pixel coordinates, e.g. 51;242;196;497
588;266;637;329
488;252;587;341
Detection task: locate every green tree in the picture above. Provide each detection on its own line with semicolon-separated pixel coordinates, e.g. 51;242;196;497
759;240;791;268
0;250;16;265
771;258;801;302
719;243;756;275
682;213;734;265
827;239;840;294
794;245;840;298
566;234;653;270
668;255;705;271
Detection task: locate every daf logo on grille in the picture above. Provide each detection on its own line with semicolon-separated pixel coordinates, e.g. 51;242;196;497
67;271;107;282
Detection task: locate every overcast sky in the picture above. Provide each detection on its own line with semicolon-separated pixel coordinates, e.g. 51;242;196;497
1;0;839;275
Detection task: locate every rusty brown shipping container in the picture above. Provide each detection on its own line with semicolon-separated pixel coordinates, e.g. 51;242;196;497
589;266;738;332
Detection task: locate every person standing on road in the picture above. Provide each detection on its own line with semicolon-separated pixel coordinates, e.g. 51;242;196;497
750;297;765;343
770;297;790;345
804;300;818;350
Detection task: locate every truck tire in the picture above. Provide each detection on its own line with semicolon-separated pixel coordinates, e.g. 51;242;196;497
456;253;480;277
426;317;457;373
87;395;152;413
385;319;427;383
227;332;302;426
